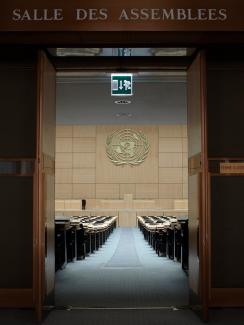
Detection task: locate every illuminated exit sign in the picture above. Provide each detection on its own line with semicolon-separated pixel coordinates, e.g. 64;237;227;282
111;73;133;96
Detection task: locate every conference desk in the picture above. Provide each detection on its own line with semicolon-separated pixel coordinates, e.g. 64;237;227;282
137;215;189;271
55;209;188;227
55;216;117;271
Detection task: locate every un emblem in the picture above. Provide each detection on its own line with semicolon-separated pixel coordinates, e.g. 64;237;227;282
106;129;150;166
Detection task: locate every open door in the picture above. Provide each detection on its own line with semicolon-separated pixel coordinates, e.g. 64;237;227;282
187;51;209;320
34;50;56;321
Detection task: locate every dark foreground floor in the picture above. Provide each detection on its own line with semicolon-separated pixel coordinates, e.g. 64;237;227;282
1;308;244;325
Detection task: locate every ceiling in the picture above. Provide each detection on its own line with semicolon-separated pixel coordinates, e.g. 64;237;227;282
56;72;187;125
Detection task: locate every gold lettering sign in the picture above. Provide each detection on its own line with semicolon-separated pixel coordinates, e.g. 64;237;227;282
106;129;150;166
220;162;244;174
1;1;244;32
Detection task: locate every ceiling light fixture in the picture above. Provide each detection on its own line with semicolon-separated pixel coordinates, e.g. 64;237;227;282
114;99;131;105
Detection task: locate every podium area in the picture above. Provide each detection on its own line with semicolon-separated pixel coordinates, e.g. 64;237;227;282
55;196;188;227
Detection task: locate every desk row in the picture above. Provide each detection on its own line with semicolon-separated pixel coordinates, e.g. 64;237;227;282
55;216;117;271
138;216;188;272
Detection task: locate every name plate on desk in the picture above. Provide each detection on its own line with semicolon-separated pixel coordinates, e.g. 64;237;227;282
220;162;244;174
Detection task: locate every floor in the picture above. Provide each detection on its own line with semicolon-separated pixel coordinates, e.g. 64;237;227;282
1;308;244;325
1;227;244;324
55;227;189;307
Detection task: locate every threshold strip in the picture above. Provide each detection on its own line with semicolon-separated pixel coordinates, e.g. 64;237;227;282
45;305;189;311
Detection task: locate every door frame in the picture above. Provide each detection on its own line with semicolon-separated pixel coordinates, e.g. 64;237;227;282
34;50;210;320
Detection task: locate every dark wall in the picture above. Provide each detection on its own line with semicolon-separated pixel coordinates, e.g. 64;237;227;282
0;49;37;289
207;51;244;289
0;177;33;288
0;51;37;158
207;56;244;158
211;176;244;288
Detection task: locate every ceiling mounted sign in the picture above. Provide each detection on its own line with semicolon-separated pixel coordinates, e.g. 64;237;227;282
106;129;150;166
111;73;133;96
1;1;244;32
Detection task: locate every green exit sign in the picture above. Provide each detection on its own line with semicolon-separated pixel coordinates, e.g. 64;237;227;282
111;73;133;96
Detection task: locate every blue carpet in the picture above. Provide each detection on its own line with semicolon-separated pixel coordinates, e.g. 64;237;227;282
55;227;188;307
105;228;142;267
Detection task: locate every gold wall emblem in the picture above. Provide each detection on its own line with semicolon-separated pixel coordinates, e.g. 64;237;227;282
106;129;150;166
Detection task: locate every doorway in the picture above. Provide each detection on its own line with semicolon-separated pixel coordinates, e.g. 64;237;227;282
36;47;208;319
54;67;189;308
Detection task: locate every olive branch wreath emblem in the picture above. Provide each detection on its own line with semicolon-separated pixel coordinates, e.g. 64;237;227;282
106;129;150;166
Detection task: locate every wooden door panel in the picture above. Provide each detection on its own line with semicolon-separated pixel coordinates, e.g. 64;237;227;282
187;52;209;320
35;50;56;321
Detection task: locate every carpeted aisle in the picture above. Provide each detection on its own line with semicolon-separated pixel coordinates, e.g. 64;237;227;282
105;228;142;267
55;227;189;308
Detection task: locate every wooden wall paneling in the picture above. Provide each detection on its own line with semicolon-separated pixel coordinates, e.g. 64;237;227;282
64;200;81;210
137;210;163;216
56;184;73;199
73;138;96;153
119;184;136;199
159;153;182;167
133;200;157;209
159;184;182;199
99;199;125;209
73;168;95;183
55;124;188;210
159;168;183;183
73;153;96;168
85;199;97;208
96;184;120;199
56;138;72;153
55;153;72;168
157;199;174;209
159;138;182;153
55;169;72;184
56;125;73;138
174;199;188;210
90;210;118;217
164;210;188;217
73;125;96;138
73;184;96;199
55;200;65;210
135;184;158;199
